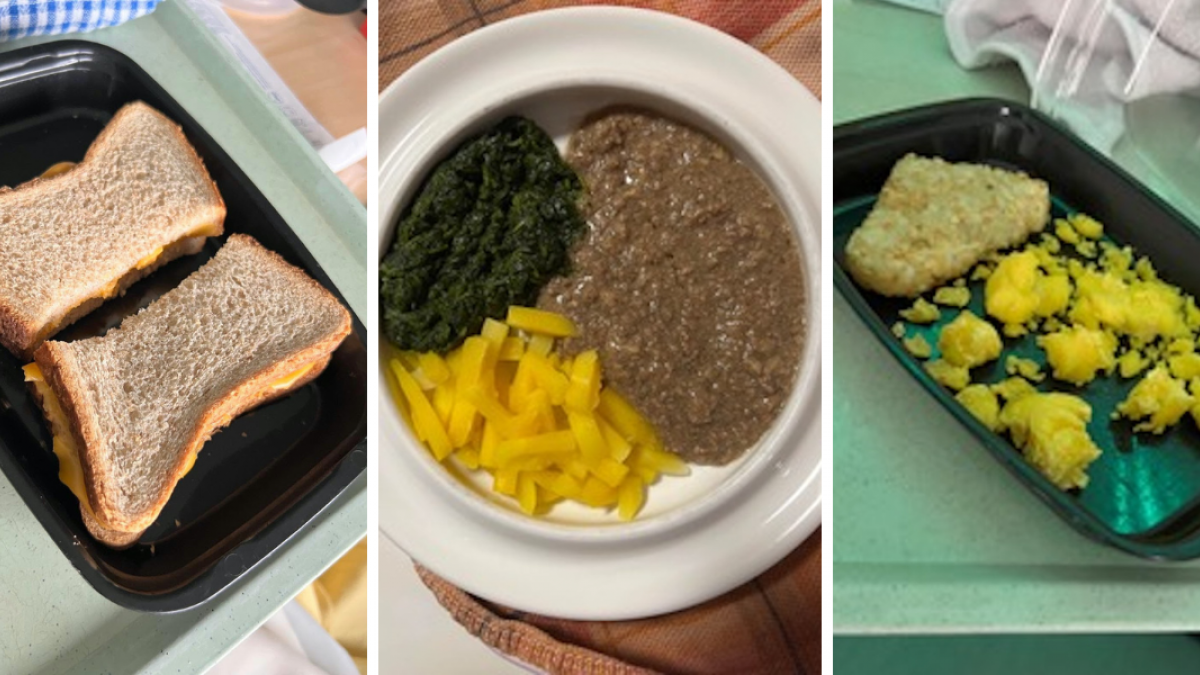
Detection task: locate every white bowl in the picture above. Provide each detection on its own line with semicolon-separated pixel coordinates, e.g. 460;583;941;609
377;7;821;620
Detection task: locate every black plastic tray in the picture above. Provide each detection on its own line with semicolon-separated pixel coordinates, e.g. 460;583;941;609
834;98;1200;560
0;41;367;610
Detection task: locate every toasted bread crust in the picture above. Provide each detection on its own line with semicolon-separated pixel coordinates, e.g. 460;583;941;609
81;508;146;549
0;304;33;361
0;101;226;357
31;236;352;542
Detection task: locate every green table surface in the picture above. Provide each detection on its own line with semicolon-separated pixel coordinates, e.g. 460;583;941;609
0;2;367;672
833;0;1200;633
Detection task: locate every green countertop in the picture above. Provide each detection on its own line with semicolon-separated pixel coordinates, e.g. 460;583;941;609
833;0;1200;634
0;2;367;672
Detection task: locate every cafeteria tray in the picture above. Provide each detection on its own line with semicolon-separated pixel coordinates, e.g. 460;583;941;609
834;98;1200;560
0;40;367;611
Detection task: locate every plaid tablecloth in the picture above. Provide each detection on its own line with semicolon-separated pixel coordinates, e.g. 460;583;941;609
381;2;822;673
416;531;821;675
380;0;821;97
0;0;161;40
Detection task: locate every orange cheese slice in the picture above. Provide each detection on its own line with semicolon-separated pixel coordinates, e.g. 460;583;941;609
272;363;315;390
23;364;92;513
39;162;76;179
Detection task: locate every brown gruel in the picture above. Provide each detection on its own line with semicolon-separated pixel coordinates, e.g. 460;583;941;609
538;109;807;466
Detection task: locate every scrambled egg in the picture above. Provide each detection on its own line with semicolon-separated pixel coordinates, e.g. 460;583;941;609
1068;267;1130;330
900;297;941;323
956;384;1000;431
999;392;1101;490
984;250;1040;331
1055;218;1081;244
938;310;1002;368
933;286;972;307
1168;352;1200;380
925;359;970;391
1117;349;1150;378
993;376;1039;402
1068;254;1186;342
1070;213;1104;239
1005;355;1045;382
903;333;932;359
1038;325;1117;386
985;250;1071;336
886;209;1200;490
1124;281;1188;342
1116;366;1194;434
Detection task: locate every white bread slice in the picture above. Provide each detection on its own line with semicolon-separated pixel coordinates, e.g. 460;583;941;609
0;101;226;359
29;235;352;548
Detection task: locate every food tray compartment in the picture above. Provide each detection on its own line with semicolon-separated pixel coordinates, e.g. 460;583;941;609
834;98;1200;560
0;41;367;610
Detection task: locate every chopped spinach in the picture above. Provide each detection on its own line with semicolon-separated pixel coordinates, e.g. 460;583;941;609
381;116;585;353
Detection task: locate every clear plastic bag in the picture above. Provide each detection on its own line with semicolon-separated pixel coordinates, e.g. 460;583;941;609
1031;0;1200;215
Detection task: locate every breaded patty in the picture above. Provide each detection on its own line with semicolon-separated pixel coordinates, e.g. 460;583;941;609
845;154;1050;297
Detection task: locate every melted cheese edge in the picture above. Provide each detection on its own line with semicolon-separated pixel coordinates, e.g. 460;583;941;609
33;162;222;337
272;363;314;390
23;363;93;513
38;223;223;343
40;161;76;179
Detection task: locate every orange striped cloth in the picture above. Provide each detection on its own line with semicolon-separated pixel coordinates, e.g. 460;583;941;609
380;0;821;97
415;531;821;674
381;3;822;673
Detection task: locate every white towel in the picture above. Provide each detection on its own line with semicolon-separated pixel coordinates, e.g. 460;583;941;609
944;0;1200;152
208;601;360;675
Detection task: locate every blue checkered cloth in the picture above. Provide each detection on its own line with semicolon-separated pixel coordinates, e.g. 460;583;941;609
1;0;162;40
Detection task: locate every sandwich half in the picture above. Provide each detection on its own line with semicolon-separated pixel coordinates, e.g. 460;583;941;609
0;101;226;359
23;235;352;548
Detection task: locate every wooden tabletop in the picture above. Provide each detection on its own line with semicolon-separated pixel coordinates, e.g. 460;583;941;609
227;6;368;204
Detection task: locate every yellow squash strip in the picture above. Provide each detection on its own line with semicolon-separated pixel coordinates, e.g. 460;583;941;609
567;411;608;463
416;353;451;386
391;308;689;520
506;306;578;337
391;361;453;460
481;318;510;345
599;418;633;462
597;389;658;445
498;337;525;361
618;475;645;521
528;334;554;357
565;351;602;413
